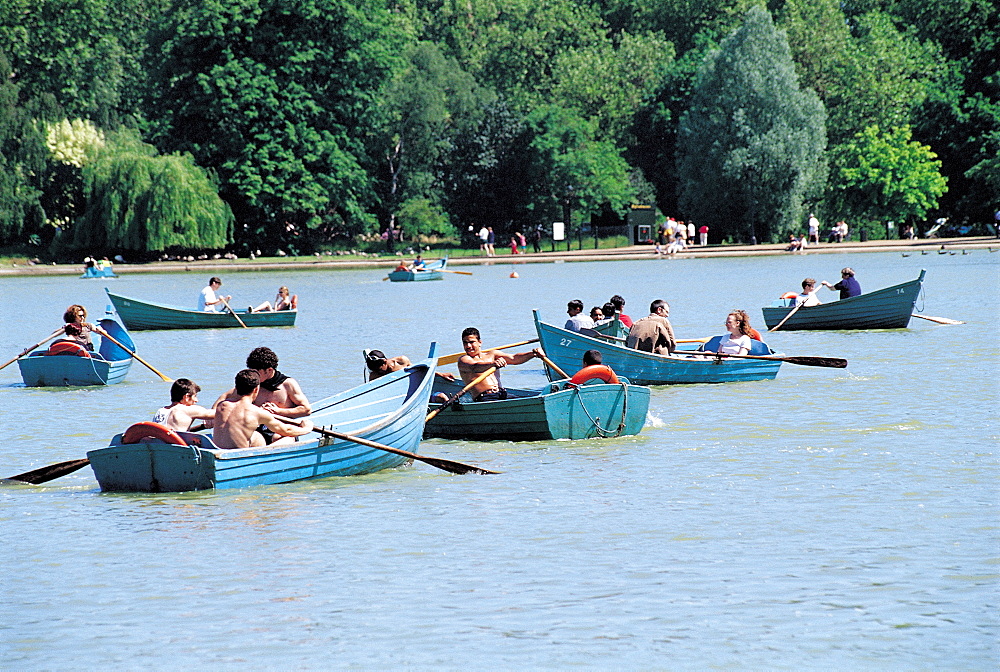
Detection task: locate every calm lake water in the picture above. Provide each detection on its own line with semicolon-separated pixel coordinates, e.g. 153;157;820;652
1;251;997;669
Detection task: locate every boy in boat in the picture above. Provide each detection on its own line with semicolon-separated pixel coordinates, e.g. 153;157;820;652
457;327;541;401
214;369;313;449
213;346;311;445
151;378;215;432
363;349;456;382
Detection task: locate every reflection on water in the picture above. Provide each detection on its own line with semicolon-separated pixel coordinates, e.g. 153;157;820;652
1;252;998;667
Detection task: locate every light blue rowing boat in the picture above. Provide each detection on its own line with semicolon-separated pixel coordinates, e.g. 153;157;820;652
17;314;135;387
534;310;782;385
86;345;440;492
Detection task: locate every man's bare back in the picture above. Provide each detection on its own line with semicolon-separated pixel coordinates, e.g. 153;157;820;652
213;369;314;449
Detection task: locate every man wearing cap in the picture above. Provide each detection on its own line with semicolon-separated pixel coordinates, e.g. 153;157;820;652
364;349;411;380
365;349;455;382
821;268;861;300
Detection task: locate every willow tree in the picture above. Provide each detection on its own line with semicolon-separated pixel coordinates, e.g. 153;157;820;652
74;131;233;253
677;6;827;243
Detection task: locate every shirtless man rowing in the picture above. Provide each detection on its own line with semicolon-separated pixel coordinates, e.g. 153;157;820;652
214;346;311;445
214;369;314;449
457;327;541;401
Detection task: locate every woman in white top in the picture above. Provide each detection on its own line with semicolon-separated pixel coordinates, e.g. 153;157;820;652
717;311;752;355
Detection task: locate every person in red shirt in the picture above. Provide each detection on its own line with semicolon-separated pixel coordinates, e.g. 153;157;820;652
609;295;633;328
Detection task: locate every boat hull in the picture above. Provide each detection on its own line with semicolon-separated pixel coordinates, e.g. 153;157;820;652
81;267;117;278
86;346;439;492
534;311;781;385
388;257;447;282
106;289;296;330
17;354;131;386
761;270;926;330
425;378;649;441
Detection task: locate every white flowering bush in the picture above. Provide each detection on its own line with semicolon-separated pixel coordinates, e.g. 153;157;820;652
45;119;105;167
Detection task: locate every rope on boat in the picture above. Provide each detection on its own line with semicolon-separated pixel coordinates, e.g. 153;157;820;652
574;382;628;438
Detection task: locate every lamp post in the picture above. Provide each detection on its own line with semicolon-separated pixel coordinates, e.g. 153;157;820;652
562;186;574;252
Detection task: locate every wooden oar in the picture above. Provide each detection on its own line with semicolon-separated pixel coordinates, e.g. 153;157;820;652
538;353;569;379
769;300;805;332
426;367;497;421
437;338;539;366
0;328;64;372
703;352;847;368
911;313;964;325
435;269;473;276
5;458;91;485
219;296;248;328
99;331;172;382
275;416;497;475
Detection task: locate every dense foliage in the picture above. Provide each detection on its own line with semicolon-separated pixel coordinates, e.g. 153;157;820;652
0;0;995;255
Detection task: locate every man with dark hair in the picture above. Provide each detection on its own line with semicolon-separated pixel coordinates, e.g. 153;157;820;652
457;327;541;402
213;369;313;449
582;349;603;366
564;299;595;332
151;378;215;432
198;276;231;312
214;346;311;445
626;300;676;355
364;349;410;381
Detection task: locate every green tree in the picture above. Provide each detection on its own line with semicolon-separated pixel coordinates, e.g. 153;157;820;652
677;6;827;243
73;130;233;254
0;54;48;246
379;41;493;237
829;124;947;235
144;0;407;251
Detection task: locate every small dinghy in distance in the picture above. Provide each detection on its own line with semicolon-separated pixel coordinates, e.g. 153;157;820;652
17;313;134;386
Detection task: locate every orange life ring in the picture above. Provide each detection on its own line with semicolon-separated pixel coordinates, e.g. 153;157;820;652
47;341;91;357
122;421;188;446
780;292;798;299
569;365;620;386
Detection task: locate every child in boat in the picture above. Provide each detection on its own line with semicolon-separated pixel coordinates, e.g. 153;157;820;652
151;378;216;432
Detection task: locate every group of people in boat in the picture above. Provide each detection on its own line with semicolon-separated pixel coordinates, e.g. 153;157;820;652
789;268;862;307
198;276;297;313
149;346;313;450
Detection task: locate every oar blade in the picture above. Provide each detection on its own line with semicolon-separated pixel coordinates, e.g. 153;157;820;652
419;456;500;475
783;356;848;368
6;458;90;485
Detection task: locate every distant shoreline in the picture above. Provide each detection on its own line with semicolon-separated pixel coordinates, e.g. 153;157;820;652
2;235;996;277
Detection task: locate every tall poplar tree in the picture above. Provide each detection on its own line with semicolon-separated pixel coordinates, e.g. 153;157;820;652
676;6;827;243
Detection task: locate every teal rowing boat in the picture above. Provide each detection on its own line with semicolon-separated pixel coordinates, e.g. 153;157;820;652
761;270;926;330
425;376;649;441
105;288;296;330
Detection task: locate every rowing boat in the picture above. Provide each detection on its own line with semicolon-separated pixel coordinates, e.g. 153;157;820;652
105;288;296;330
86;345;439;492
761;269;926;330
81;265;117;279
17;314;134;386
534;310;782;385
387;256;448;282
425;376;649;441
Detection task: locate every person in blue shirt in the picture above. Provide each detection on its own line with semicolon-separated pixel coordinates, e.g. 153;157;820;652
821;267;862;300
410;254;426;270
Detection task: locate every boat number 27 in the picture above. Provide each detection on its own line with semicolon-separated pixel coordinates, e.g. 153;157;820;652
560;338;573;347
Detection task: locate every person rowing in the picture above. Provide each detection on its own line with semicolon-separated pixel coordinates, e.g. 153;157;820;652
213;369;313;449
213;346;311;445
61;304;110;350
457;327;541;401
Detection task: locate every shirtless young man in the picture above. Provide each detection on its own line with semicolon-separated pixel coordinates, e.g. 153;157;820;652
151;378;215;432
456;327;541;401
213;370;313;449
214;347;311;444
